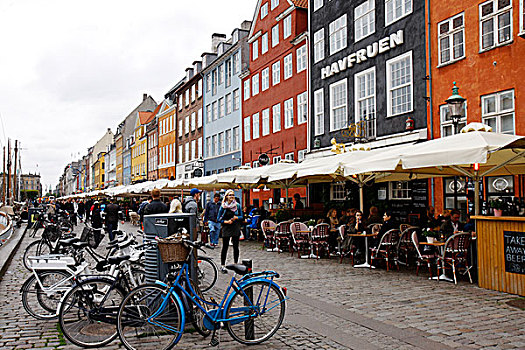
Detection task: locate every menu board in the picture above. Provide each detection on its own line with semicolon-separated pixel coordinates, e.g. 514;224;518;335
390;180;428;223
504;231;525;275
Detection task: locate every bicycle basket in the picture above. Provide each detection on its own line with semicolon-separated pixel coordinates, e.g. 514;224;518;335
80;226;104;249
157;238;190;263
42;225;60;242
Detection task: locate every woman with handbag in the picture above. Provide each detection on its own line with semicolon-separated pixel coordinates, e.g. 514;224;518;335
217;189;244;273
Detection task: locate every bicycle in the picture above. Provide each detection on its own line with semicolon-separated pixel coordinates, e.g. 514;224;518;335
116;239;287;350
169;242;218;293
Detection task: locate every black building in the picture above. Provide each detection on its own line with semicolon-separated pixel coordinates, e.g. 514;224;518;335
308;0;429;219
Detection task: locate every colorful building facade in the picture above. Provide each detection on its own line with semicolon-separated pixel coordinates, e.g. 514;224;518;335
157;99;177;180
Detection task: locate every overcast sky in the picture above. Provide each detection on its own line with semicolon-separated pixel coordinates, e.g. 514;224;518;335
0;0;257;192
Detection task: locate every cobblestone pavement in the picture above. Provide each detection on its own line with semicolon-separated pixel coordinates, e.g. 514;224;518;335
0;222;524;349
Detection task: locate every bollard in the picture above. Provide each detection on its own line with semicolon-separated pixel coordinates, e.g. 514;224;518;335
242;259;254;340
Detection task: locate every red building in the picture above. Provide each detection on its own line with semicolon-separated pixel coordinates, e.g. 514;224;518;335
429;0;525;215
241;0;308;208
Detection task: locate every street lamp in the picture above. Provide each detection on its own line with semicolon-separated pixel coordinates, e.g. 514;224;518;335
445;81;466;134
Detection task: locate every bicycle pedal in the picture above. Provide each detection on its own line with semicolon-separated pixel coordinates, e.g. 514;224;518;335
209;338;219;347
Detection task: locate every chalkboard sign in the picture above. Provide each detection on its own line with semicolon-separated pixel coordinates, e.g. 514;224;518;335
504;231;525;275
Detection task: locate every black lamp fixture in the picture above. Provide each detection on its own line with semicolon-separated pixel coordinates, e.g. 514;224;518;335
445;81;466;134
313;138;321;148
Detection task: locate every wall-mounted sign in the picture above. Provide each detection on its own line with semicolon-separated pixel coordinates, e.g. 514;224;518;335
504;231;525;275
258;153;270;166
193;168;203;177
321;30;404;80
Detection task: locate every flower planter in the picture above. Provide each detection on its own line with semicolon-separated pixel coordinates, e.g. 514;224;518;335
494;209;503;217
426;237;436;243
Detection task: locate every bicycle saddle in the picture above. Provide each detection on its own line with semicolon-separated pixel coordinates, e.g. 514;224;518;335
107;255;130;265
59;237;81;246
72;241;89;249
226;264;251;275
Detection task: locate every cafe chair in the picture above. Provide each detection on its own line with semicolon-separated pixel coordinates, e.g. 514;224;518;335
367;223;382;234
310;223;330;259
370;229;400;271
411;231;437;278
396;226;419;268
261;219;277;251
290;222;310;258
399;223;410;233
275;221;292;254
437;232;473;284
338;225;356;265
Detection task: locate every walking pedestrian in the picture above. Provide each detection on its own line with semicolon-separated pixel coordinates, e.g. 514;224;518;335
144;189;169;215
217;189;243;273
104;198;121;240
183;188;202;239
169;196;182;213
91;201;103;230
203;193;221;247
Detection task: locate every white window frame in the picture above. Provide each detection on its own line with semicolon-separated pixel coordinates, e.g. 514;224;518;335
262;108;270;136
212;101;218;121
243;80;250;100
329;14;347;55
385;0;413;26
262;32;269;54
206;137;211;158
297;91;307;125
253;40;259;61
252;113;260;139
206;74;211;92
198;137;202;158
354;66;376;133
314;89;325;136
329;78;348;132
283;15;292;39
298;149;307;162
284;98;294;129
438;13;465;66
191;112;196;131
191;139;196;160
272;61;281;85
296;45;307;73
218;132;225;155
284;53;293;80
271;0;279;10
219;98;225;118
261;67;270;91
252;74;260;96
440;104;467;137
212;135;217;157
272;24;280;47
233;89;240;110
244;117;251;142
225;93;232;115
233;126;239;150
185;115;190;134
481;89;515;134
389;181;412;200
273;156;281;164
386;51;413;117
191;84;196;102
330;183;345;201
179;119;183;137
225;129;232;153
261;2;268;19
355;0;375;42
272;103;281;133
314;29;325;63
313;0;323;12
479;0;513;51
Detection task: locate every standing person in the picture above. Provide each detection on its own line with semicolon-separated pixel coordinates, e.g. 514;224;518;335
91;201;103;230
104;198;121;240
77;200;85;222
183;188;202;239
144;189;169;215
203;193;221;248
137;197;152;225
169;196;183;213
217;189;243;273
293;193;304;209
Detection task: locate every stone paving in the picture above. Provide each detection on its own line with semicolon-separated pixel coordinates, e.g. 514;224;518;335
0;222;523;349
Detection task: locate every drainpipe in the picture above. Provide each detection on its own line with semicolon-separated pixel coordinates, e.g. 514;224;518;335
427;0;435;207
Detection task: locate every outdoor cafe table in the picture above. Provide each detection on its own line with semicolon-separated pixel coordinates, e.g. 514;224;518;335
420;241;454;282
298;229;319;259
346;233;377;268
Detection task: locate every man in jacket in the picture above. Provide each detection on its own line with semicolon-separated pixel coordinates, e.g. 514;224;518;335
183;188;202;239
144;189;169;215
104;198;121;240
440;209;464;239
203;193;221;247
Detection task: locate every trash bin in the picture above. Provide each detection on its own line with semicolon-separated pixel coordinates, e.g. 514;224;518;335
27;207;44;229
143;213;196;284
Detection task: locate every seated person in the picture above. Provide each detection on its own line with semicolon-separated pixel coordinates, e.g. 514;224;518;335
372;211;397;247
439;209;464;239
340;210;365;257
365;206;382;227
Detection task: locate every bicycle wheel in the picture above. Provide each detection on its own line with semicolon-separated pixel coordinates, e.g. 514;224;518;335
187;278;211;337
23;240;52;270
225;280;285;345
21;271;73;320
59;278;125;348
117;284;183;350
196;256;217;293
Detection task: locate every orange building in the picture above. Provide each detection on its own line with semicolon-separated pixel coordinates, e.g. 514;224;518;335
157;99;177;179
429;0;525;214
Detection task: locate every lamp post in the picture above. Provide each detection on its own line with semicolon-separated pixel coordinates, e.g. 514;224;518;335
445;82;467;212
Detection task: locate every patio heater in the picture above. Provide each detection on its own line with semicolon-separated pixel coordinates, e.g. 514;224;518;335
445;82;467;212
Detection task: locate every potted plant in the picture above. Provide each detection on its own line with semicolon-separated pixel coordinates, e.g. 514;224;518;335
422;228;440;243
490;198;504;217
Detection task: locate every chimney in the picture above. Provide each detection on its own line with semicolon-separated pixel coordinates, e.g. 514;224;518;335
193;61;202;73
185;67;194;81
211;33;227;53
143;93;148;101
240;21;252;31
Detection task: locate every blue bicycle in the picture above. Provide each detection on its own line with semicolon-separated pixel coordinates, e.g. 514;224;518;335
116;240;287;349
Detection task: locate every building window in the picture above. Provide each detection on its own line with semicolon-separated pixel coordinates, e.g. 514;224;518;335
179;119;183;137
185;90;189;106
385;0;412;26
313;0;323;11
284;98;294;129
261;2;268;19
272;24;279;47
233;126;239;150
262;108;270;136
198;108;202;128
225;58;232;87
191;139;196;160
297;92;307;125
283;15;292;39
212;101;218;121
330;78;348;131
244;80;250;100
185;142;189;162
390;181;411;200
226;93;232;115
218;132;224;155
272;61;281;85
233;89;240;110
252;74;260;95
206;74;211;92
262;68;270;91
479;0;512;51
252;161;260;168
482;89;515;134
212;135;217;157
244;117;251;142
271;0;279;10
329;14;347;55
198;137;202;158
284;54;293;80
314;89;324;136
386;51;413;117
191;84;196;102
440;104;467;137
252;113;260;139
355;67;376;138
330;183;345;201
262;33;269;54
298;149;307;162
438;13;465;65
314;29;325;63
252;40;259;60
273;156;281;164
185;115;190;134
218;64;224;85
296;45;307;73
224;129;231;153
233;51;239;74
191;112;196;131
197;79;202;98
355;0;375;42
285;152;294;162
219;98;225;118
212;69;217;95
206;137;211;158
272;103;281;132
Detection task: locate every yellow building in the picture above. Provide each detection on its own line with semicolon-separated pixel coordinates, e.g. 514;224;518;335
93;152;106;190
131;111;153;183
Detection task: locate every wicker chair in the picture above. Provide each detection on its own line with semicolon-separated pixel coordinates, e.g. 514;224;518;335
275;221;292;254
310;223;330;259
437;232;473;284
261;219;277;251
395;226;419;268
339;225;356;265
290;222;310;258
370;229;400;271
411;231;438;277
